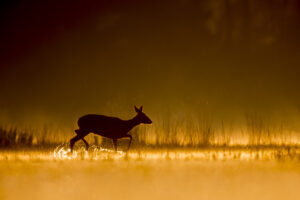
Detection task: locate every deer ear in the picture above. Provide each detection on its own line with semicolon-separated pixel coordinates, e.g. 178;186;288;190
139;106;143;112
134;106;139;113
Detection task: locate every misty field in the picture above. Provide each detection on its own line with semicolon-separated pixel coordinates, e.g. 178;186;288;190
3;0;300;199
1;116;300;200
1;109;300;200
0;148;300;200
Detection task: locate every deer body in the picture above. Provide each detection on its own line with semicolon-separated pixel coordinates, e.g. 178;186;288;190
70;106;152;152
77;114;140;139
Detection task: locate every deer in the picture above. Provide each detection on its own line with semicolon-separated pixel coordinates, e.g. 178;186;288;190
70;106;152;152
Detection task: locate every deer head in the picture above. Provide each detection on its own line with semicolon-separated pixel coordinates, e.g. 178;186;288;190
134;106;152;124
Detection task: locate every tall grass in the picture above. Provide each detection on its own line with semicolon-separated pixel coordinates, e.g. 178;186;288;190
0;112;299;149
0;126;68;149
0;127;33;147
134;112;299;147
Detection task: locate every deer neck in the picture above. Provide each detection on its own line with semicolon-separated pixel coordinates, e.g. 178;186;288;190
126;115;141;132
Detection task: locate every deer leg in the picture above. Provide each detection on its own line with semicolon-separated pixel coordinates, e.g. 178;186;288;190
70;135;81;152
125;135;132;151
113;139;117;152
81;138;89;150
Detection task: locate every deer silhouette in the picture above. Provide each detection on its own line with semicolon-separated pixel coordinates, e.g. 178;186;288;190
70;106;152;152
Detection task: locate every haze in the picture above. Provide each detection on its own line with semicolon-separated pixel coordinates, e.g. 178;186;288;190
1;0;300;138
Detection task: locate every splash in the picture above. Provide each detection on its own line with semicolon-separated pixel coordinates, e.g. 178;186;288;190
53;143;125;160
51;144;300;161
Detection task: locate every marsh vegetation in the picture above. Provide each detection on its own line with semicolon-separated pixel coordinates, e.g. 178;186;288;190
1;112;299;200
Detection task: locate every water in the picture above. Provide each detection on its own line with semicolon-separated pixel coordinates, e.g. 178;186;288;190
0;146;299;200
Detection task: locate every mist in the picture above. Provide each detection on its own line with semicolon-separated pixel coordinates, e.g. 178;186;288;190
1;0;300;142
